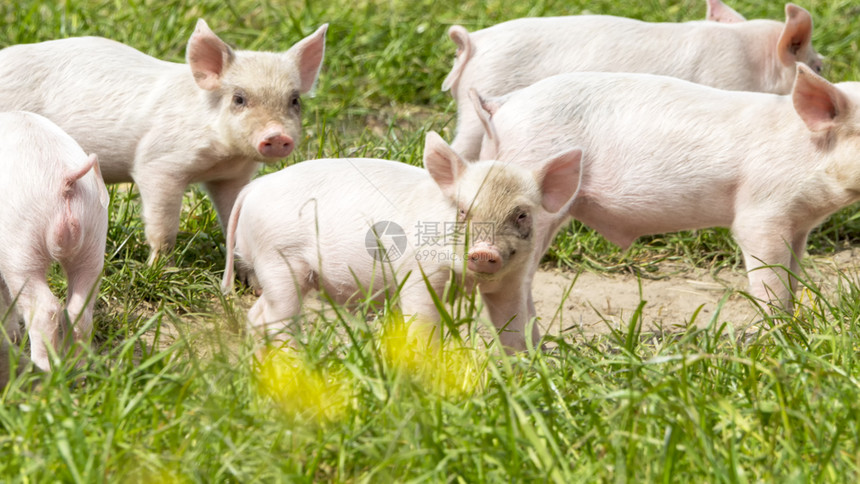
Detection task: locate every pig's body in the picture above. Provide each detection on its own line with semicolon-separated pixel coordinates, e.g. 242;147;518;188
222;133;581;351
445;4;821;160
229;160;461;319
476;67;860;308
0;37;208;183
0;111;109;371
0;21;327;263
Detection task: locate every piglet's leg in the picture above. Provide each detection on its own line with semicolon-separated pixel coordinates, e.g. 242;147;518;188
248;254;308;344
64;261;103;348
134;169;188;265
6;276;63;371
205;174;259;289
398;273;450;344
733;216;796;310
481;284;537;353
203;171;256;231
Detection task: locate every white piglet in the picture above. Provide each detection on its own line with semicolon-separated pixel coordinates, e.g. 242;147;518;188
0;20;327;263
473;65;860;310
444;2;822;160
0;112;109;371
222;132;582;351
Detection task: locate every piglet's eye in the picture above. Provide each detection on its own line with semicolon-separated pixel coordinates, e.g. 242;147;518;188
232;94;246;106
513;208;532;239
291;95;301;108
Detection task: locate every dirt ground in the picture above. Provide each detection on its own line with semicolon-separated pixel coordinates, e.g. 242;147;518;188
531;263;759;339
532;248;860;339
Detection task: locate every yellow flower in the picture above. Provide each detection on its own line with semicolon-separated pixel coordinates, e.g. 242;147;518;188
256;347;351;424
379;311;486;398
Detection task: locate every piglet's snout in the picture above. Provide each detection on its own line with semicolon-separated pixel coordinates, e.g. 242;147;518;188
467;242;502;274
257;129;294;158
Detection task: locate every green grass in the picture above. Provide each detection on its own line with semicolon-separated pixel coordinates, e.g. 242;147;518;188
2;0;860;481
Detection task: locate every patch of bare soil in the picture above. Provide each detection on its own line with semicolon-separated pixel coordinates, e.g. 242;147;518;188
532;248;860;339
532;264;759;339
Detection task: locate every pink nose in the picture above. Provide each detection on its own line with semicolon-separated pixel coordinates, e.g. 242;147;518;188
257;133;294;158
467;245;502;274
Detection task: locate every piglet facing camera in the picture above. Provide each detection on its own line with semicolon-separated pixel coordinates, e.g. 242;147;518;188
222;132;582;351
0;20;328;264
0;112;109;371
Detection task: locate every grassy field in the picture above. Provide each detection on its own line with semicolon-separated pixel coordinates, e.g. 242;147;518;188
2;0;860;481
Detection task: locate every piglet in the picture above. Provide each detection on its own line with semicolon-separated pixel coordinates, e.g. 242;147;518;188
0;112;109;371
472;64;860;311
222;132;582;351
0;20;327;264
444;2;822;160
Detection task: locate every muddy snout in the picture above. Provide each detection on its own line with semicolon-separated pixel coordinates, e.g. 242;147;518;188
467;241;502;274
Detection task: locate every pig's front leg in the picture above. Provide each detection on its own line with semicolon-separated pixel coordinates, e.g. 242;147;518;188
203;169;257;231
733;216;799;310
205;173;260;289
480;282;538;353
135;172;188;265
789;232;809;278
526;282;537;326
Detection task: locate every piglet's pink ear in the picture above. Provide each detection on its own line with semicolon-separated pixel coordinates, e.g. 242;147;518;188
289;24;328;94
424;131;468;198
535;148;583;214
792;63;849;132
187;19;235;91
441;25;472;92
777;4;813;67
706;0;746;23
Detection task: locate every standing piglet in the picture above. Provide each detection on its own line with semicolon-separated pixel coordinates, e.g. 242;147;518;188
472;65;860;310
0;20;327;263
444;2;822;160
222;132;582;351
0;112;109;371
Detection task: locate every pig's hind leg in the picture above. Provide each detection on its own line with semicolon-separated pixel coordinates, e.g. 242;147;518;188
246;252;311;345
63;256;104;350
397;273;451;344
2;268;63;371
